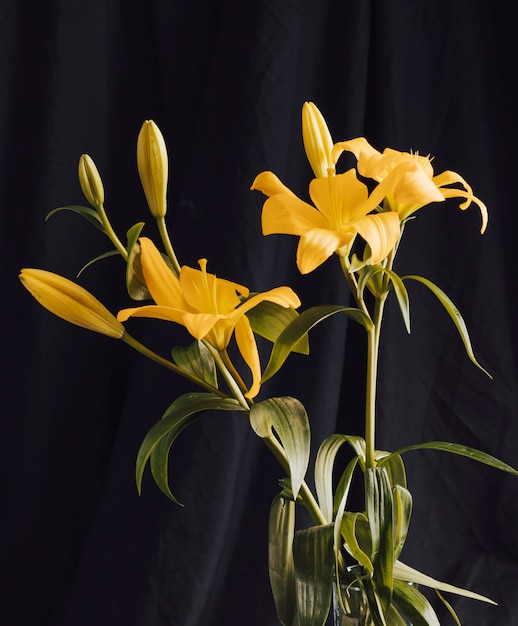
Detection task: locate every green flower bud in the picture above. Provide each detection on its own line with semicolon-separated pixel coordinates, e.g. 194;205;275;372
78;154;105;207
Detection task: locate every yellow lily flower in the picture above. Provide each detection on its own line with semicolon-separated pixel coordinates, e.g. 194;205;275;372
117;238;301;398
251;169;400;274
332;137;488;233
19;269;125;339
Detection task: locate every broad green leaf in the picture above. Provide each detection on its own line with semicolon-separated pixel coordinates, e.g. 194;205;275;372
77;249;119;277
250;397;310;499
46;205;104;230
268;495;296;626
293;524;335;626
172;341;218;388
375;451;407;490
393;560;497;604
392;486;412;560
403;274;491;377
262;305;373;383
392;579;441;626
245;300;309;354
126;223;151;300
339;512;373;577
381;441;518;475
366;467;394;613
315;434;361;523
136;392;242;500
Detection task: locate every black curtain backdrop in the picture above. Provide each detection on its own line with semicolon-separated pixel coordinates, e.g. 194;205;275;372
2;1;518;625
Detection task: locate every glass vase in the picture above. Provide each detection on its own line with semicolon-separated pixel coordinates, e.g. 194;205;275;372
332;582;370;626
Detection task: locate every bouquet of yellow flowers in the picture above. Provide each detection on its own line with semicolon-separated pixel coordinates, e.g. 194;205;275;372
20;103;517;626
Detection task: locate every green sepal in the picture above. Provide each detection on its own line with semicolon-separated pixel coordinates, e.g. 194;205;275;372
125;222;151;300
403;274;491;377
172;341;218;388
46;205;104;230
135;392;242;501
392;579;441;626
245;300;309;354
261;305;373;383
380;441;518;475
293;524;335;626
268;494;296;626
250;397;310;500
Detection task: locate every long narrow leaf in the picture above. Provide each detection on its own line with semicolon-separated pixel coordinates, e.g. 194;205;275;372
245;300;309;354
358;266;411;333
136;392;242;499
394;560;497;604
268;495;296;626
46;205;104;230
392;579;441;626
293;524;335;626
403;274;491;377
380;441;518;475
172;340;218;388
392;485;412;560
262;305;372;383
250;397;310;499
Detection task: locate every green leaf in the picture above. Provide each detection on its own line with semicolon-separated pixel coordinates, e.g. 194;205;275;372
76;249;120;277
262;305;373;383
393;560;497;604
403;274;491;377
46;205;104;230
315;434;361;523
125;223;151;300
172;341;218;388
293;524;335;626
375;451;407;490
392;486;412;560
366;467;394;613
358;266;411;333
380;441;518;475
245;300;309;354
250;397;310;499
392;579;441;626
268;495;296;626
136;392;242;501
339;512;373;577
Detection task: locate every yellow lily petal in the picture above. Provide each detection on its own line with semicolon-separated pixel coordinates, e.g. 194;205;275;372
180;259;248;316
432;170;488;233
250;171;297;198
234;315;262;398
309;169;369;226
262;194;328;236
352;212;401;264
297;228;351;274
139;237;185;306
20;268;124;339
137;120;168;218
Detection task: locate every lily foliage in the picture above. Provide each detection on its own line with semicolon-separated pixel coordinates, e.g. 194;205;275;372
20;107;516;626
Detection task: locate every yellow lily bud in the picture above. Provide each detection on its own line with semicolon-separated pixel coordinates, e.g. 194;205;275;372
78;154;105;207
19;268;125;339
137;120;168;218
302;102;334;178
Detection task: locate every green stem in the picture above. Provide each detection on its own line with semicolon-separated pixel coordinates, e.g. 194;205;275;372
156;216;181;276
122;332;226;397
96;204;128;260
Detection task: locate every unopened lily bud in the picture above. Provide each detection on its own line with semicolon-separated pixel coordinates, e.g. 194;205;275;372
78;154;105;207
302;102;334;178
19;268;125;339
137;120;168;218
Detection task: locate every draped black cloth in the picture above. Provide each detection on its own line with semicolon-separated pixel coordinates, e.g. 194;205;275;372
2;2;518;625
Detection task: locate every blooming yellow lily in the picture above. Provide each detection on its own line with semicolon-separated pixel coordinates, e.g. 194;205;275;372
332;138;488;232
251;169;400;274
117;238;301;398
19;268;125;339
